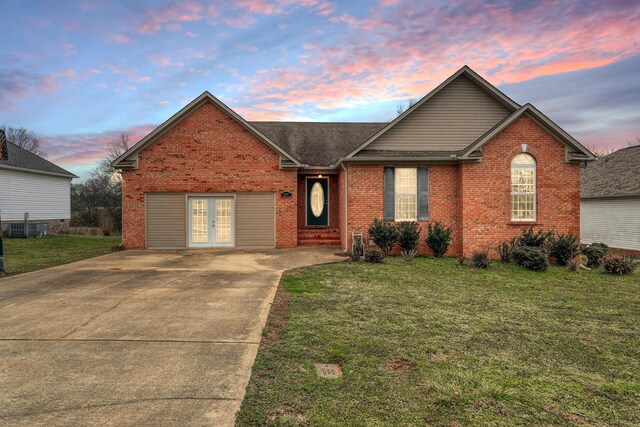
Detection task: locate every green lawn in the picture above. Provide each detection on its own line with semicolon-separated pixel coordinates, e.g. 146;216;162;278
237;257;639;426
1;235;121;276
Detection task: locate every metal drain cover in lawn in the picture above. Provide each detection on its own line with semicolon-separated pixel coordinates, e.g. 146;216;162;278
315;363;343;378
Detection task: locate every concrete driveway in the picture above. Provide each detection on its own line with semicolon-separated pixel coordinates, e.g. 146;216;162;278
0;248;341;426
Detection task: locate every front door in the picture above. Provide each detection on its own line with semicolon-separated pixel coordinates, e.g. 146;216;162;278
188;197;234;248
306;177;329;226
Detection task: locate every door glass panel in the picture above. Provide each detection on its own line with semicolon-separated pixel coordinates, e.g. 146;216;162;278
310;182;324;217
215;199;232;243
191;199;208;243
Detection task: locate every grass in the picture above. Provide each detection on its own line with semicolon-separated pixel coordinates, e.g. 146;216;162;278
237;257;639;426
1;235;121;276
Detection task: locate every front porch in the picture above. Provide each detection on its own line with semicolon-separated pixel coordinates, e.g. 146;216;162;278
296;171;341;247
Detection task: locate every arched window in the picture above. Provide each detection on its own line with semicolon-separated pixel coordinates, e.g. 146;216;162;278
511;153;536;221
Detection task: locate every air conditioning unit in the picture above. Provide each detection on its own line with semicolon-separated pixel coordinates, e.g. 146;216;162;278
7;223;48;238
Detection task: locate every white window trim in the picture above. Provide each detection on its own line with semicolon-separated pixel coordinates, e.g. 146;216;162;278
510;155;537;222
395;167;417;222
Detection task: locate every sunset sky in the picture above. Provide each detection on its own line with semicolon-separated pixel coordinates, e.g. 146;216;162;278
1;0;639;180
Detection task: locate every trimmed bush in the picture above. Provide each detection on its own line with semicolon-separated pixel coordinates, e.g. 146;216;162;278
603;255;636;275
550;233;579;266
582;242;610;268
472;251;491;269
364;249;384;263
497;238;516;263
516;226;552;248
425;221;453;258
397;221;421;261
512;246;549;272
368;218;398;257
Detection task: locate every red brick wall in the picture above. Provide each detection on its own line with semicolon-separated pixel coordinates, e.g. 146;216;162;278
344;163;463;256
343;115;580;258
121;101;298;249
460;115;580;257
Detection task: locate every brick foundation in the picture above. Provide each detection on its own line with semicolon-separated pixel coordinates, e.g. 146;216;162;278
0;219;70;237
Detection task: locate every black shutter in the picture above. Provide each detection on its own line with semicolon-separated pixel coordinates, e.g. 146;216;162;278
417;167;429;221
383;167;395;221
0;129;7;161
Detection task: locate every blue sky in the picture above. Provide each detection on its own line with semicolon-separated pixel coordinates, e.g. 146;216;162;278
1;0;639;179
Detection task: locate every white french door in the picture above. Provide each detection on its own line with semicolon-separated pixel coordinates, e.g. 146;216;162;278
188;197;234;248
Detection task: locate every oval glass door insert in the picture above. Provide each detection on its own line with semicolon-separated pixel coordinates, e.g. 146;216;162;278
310;182;324;217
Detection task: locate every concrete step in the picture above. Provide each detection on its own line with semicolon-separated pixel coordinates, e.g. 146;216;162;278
298;239;341;246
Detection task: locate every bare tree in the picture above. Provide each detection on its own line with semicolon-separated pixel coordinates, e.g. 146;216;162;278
628;137;640;148
585;144;614;158
396;98;418;116
71;133;130;235
96;133;130;180
0;125;46;157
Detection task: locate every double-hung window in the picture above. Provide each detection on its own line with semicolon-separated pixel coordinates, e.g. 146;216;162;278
395;168;418;221
510;153;536;221
384;167;429;222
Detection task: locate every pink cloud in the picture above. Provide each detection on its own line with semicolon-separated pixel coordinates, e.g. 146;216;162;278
107;64;151;84
112;34;132;43
224;14;257;28
236;0;282;15
238;0;640;114
43;124;158;170
138;1;204;34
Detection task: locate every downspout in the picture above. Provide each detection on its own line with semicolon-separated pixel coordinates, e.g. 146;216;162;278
341;163;349;253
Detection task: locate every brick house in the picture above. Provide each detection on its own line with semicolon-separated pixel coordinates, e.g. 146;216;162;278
113;66;595;257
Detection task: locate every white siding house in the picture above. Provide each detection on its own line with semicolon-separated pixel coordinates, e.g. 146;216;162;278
0;168;72;221
581;146;640;253
0;137;77;234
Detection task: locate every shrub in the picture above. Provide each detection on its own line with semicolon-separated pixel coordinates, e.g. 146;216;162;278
516;226;552;248
582;242;610;268
497;237;516;263
550;233;579;266
368;218;398;257
472;251;491;269
603;255;636;275
397;221;421;261
512;246;549;272
364;249;384;263
425;221;453;258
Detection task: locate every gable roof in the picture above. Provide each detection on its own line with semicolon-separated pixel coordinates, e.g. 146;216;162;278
251;122;385;166
344;65;521;159
459;104;596;162
581;145;640;198
0;141;77;178
112;91;302;168
113;66;593;169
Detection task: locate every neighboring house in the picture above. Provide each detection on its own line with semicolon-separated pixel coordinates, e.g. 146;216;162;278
580;145;640;255
0;136;77;235
113;66;595;257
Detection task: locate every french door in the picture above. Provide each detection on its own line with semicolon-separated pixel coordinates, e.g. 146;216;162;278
188;197;234;248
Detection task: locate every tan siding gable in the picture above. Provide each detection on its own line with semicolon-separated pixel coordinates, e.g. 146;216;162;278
367;76;510;152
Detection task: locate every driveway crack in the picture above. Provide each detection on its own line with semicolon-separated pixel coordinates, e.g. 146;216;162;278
58;270;192;339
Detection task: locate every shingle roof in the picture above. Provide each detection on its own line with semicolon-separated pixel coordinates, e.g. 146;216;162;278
581;145;640;198
250;121;386;166
0;141;77;178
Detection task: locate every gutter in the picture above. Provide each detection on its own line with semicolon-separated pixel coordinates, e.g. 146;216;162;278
0;163;78;179
341;163;349;253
